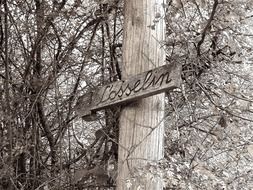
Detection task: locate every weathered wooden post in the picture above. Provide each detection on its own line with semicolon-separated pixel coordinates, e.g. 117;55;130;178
117;0;166;189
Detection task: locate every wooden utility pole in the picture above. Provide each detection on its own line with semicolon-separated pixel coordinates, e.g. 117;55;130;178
117;0;165;189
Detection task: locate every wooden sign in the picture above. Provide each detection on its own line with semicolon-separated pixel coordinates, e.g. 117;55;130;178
75;62;181;120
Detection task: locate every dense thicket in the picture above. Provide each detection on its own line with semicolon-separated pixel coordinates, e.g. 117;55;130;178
0;0;252;189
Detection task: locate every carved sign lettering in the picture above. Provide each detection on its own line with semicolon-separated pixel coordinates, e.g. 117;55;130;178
75;62;181;120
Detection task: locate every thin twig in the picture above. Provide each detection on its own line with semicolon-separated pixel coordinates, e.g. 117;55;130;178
196;0;219;56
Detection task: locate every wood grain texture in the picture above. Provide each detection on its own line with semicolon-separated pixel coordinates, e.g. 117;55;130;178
116;0;172;189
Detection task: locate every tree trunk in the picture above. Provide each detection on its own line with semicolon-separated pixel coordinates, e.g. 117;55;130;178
117;0;165;189
3;1;14;189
